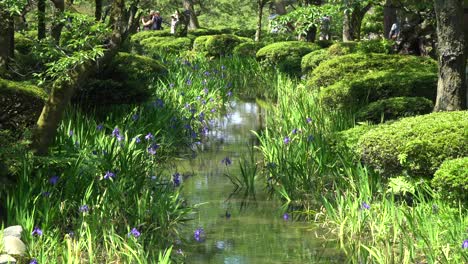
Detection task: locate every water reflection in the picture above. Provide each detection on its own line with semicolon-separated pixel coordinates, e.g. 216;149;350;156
178;101;342;263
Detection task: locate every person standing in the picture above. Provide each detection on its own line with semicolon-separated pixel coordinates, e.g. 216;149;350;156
141;10;155;31
170;11;179;34
152;11;163;30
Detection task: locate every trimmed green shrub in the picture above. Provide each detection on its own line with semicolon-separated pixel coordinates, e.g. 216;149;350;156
256;41;322;75
319;70;438;109
432;157;468;204
357;111;468;177
301;49;330;73
0;79;46;131
75;52;167;105
233;42;265;57
205;34;252;57
140;36;193;55
356;97;434;123
309;53;437;89
327;41;357;56
130;30;173;44
356;39;393;54
333;123;376;157
192;35;211;54
188;28;226;37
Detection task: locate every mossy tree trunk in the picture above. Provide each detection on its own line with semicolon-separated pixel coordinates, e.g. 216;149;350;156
38;0;46;39
433;0;467;111
183;0;199;30
50;0;65;42
0;9;14;77
343;3;371;41
255;0;268;42
95;0;103;21
383;0;397;39
32;0;127;155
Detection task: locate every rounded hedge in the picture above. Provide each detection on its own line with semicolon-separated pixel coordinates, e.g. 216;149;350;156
0;79;46;131
205;34;252;57
233;42;265;57
327;41;358;56
301;49;330;73
319;70;438;109
432;157;468;204
130;30;173;44
356;97;434;123
75;52;167;105
309;53;437;89
357;111;468;178
256;41;322;75
192;35;211;54
140;36;193;56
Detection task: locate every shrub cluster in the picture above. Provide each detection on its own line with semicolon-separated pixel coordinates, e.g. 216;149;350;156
432;157;468;204
256;41;321;76
193;34;252;57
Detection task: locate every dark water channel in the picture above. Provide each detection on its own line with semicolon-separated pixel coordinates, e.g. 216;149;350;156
177;101;341;264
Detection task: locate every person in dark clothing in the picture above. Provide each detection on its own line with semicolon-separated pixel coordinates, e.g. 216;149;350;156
152;11;163;30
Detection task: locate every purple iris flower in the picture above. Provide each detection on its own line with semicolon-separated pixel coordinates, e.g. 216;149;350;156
79;205;89;213
462;239;468;249
194;227;205;242
68;130;73;137
29;259;38;264
186;79;192;86
112;127;120;137
221;157;232;166
283;213;290;221
134;136;141;143
145;133;153;141
132;114;139;121
227;91;232;97
116;134;124;142
284;137;290;144
173;172;181;187
147;144;159;155
203;88;209;95
361;202;371;210
129;227;141;238
32;227;43;236
306;117;312;124
104;171;115;180
49;175;59;185
96;124;104;131
292;128;298;134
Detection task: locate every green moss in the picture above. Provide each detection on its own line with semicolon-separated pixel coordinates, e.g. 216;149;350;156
357;111;468;177
233;42;265;57
14;33;34;54
192;35;211;54
75;52;167;105
432;157;468;203
301;49;329;73
356;97;434;123
327;42;358;56
256;41;322;76
319;70;437;109
130;30;173;44
140;37;193;56
309;53;437;89
0;79;46;131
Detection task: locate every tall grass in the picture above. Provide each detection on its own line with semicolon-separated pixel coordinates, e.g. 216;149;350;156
254;69;468;262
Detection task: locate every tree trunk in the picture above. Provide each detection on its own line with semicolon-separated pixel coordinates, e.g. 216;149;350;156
38;0;46;39
95;0;102;21
433;0;467;111
183;0;199;30
383;0;397;39
464;4;468;107
50;0;65;42
32;0;128;155
255;0;265;42
275;0;287;15
0;10;14;77
343;4;372;41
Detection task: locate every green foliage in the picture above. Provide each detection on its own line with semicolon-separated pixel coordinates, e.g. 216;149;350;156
309;53;437;89
75;52;167;105
256;41;322;76
233;42;265;57
140;36;193;56
432;157;468;204
130;30;173;44
0;79;46;131
357;111;468;177
188;27;230;37
192;35;211;54
327;41;358;55
334;123;375;157
205;34;252;57
301;49;329;73
320;70;437;110
356;97;434;123
360;4;383;37
356;39;393;54
14;32;34;54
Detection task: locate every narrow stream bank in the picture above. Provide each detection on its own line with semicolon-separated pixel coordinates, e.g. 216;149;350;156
176;100;342;263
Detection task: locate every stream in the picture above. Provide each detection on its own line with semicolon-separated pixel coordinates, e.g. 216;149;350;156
177;100;342;264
